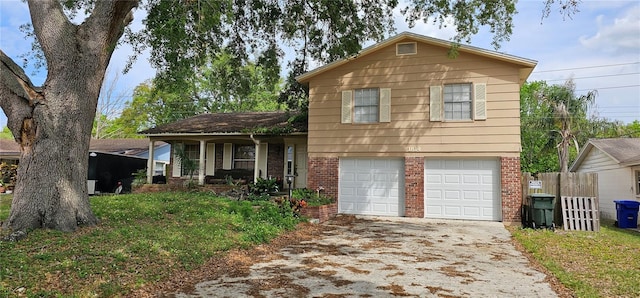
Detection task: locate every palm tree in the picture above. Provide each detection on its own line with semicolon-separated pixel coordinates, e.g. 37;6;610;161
541;80;597;172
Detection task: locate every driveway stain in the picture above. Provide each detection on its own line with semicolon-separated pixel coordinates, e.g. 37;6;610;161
137;215;563;297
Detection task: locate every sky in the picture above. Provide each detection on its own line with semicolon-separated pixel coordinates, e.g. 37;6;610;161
1;0;639;128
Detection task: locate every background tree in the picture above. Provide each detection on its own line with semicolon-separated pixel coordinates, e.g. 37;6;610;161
1;0;582;234
543;80;597;172
519;80;629;173
0;126;12;140
623;121;640;138
92;69;132;139
520;81;558;173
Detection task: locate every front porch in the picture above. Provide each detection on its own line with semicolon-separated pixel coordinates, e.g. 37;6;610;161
145;135;308;190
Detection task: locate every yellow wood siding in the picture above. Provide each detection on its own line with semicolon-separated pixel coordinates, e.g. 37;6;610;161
307;40;523;157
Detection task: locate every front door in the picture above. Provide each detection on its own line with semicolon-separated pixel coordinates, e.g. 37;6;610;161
295;144;307;188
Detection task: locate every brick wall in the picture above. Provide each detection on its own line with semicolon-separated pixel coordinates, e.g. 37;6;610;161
267;143;284;180
501;156;522;223
405;157;425;218
307;157;339;201
300;203;338;223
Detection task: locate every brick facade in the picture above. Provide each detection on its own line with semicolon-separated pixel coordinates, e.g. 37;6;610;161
267;143;284;180
300;203;338;223
500;156;522;223
305;156;521;223
307;157;339;201
404;157;424;218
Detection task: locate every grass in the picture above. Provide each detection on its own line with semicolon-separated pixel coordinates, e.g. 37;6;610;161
0;192;303;297
510;221;640;297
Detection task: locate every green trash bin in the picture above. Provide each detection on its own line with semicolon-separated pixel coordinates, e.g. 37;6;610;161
524;193;556;229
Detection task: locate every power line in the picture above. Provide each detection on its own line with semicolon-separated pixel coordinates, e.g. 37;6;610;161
532;62;640;73
542;72;640;82
576;84;640;92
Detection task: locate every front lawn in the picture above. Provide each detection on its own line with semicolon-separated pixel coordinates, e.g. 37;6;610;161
0;192;304;297
510;222;640;297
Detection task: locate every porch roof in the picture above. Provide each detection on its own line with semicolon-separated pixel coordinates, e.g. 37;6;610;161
139;111;307;136
89;139;168;156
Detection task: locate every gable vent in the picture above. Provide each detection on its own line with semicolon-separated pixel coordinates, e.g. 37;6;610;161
396;42;417;55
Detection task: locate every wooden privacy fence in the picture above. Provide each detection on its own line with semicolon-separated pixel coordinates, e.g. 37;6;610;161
522;172;599;231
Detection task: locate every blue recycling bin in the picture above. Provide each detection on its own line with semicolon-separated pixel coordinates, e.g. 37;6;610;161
614;200;640;229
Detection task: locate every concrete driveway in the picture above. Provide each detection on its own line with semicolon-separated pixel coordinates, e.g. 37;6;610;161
173;215;557;297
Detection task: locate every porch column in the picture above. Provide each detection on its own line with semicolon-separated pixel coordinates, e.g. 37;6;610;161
253;142;261;182
199;140;206;185
146;140;155;184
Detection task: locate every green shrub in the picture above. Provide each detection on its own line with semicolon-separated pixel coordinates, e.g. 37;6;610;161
291;188;333;207
248;177;279;197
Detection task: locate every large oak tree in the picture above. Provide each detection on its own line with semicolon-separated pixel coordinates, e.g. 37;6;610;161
1;0;577;234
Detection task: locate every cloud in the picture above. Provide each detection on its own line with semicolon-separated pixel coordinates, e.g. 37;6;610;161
392;4;458;41
579;5;640;55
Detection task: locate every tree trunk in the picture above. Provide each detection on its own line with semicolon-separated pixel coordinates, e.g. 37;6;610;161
5;69;101;232
0;0;137;233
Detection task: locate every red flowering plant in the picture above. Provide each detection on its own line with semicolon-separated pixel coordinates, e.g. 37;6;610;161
291;188;333;207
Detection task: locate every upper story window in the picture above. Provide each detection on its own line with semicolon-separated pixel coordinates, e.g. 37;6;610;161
234;145;255;170
430;83;486;122
443;83;473;121
354;88;380;123
341;88;391;124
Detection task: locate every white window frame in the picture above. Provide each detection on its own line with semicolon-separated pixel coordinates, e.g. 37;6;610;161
182;143;200;176
233;144;255;170
443;83;473;121
354;88;380;123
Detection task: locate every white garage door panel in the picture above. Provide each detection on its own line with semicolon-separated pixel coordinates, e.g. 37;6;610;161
425;159;500;221
339;158;404;216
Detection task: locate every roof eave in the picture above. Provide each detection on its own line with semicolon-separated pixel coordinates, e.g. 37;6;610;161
569;142;595;172
142;131;308;138
296;31;537;83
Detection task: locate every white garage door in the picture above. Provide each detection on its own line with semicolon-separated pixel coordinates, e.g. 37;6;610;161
339;158;404;216
424;159;500;221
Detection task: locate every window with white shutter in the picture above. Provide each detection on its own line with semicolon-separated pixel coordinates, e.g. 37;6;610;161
431;83;486;122
342;88;391;124
341;90;353;124
474;83;487;120
429;86;443;122
379;88;391;123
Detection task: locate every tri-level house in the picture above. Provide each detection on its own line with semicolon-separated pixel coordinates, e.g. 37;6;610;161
141;32;536;224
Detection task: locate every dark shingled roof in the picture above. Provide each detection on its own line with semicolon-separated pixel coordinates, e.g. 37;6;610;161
1;138;166;157
139;111;307;135
589;138;640;165
0;139;20;155
89;139;167;156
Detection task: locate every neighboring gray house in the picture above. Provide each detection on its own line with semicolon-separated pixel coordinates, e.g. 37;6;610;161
89;139;171;176
570;138;640;222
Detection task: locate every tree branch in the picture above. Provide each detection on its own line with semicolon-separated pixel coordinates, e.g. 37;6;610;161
27;0;75;70
0;50;42;142
85;0;139;60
